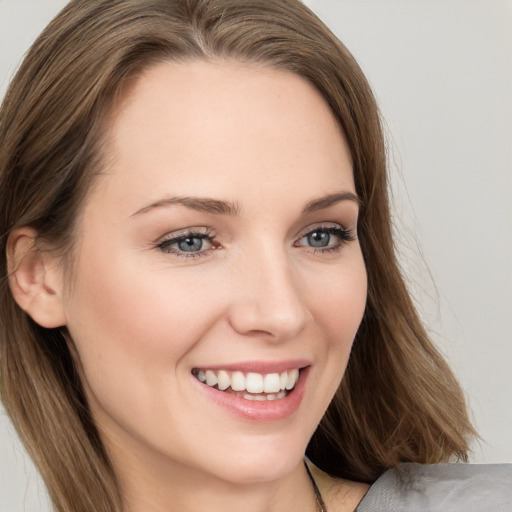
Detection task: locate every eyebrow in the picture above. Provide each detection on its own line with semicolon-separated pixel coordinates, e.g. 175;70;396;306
302;192;361;214
130;196;241;217
130;191;360;218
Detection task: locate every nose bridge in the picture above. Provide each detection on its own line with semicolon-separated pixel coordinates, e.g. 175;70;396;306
228;241;309;340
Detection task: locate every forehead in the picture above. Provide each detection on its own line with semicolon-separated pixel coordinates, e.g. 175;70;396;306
94;60;354;216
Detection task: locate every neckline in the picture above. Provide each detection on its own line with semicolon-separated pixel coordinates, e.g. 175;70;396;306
304;460;378;512
304;460;328;511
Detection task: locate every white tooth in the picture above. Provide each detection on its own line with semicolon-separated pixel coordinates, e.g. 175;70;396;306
205;370;218;387
263;373;281;393
243;393;267;401
197;370;206;382
246;372;264;393
279;372;288;390
266;393;277;401
231;371;246;391
277;391;286;399
217;370;230;391
285;368;299;390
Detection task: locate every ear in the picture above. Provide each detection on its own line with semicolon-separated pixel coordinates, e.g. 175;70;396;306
7;227;67;328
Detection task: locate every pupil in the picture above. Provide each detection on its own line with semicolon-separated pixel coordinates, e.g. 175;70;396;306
178;237;203;252
308;231;329;247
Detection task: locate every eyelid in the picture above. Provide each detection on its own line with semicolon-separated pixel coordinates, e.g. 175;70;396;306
295;222;352;239
156;226;214;243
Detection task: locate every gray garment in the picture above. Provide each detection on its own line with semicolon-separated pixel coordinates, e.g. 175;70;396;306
355;463;512;512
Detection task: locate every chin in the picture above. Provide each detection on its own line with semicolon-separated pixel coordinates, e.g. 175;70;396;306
199;432;309;485
214;457;302;485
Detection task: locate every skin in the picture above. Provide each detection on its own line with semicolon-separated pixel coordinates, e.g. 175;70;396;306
12;61;369;511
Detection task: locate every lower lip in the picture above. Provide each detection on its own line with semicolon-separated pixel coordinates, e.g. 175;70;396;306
194;367;310;422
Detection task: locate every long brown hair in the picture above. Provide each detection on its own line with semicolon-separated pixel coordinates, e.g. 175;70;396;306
0;1;475;510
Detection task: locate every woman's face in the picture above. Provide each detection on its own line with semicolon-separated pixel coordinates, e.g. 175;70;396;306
61;61;367;484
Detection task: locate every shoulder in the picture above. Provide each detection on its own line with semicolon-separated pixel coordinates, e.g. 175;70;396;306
355;463;512;512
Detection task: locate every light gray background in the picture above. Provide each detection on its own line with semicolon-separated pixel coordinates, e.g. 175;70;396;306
1;0;511;511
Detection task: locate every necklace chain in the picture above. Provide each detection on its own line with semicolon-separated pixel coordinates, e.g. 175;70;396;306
304;460;328;512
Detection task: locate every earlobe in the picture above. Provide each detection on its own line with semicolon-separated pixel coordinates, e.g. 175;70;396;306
7;228;67;328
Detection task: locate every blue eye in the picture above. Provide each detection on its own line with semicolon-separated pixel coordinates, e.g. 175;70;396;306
157;230;215;257
297;225;354;252
176;236;204;252
306;231;331;248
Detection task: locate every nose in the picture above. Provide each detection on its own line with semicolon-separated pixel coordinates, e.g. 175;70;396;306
227;248;310;342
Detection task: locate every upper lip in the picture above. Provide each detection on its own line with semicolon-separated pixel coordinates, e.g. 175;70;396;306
192;359;311;374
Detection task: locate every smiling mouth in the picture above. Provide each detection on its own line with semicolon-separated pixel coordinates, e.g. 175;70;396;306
192;368;300;401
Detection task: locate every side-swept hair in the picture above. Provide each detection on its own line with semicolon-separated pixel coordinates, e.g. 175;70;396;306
0;1;475;510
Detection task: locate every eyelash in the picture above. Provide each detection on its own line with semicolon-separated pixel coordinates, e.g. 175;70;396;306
156;224;355;258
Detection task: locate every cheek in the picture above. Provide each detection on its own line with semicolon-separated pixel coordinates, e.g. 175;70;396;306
304;252;367;392
306;256;367;346
62;252;231;453
63;248;221;404
296;253;367;425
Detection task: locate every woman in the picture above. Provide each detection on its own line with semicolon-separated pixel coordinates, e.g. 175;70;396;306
0;1;509;511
